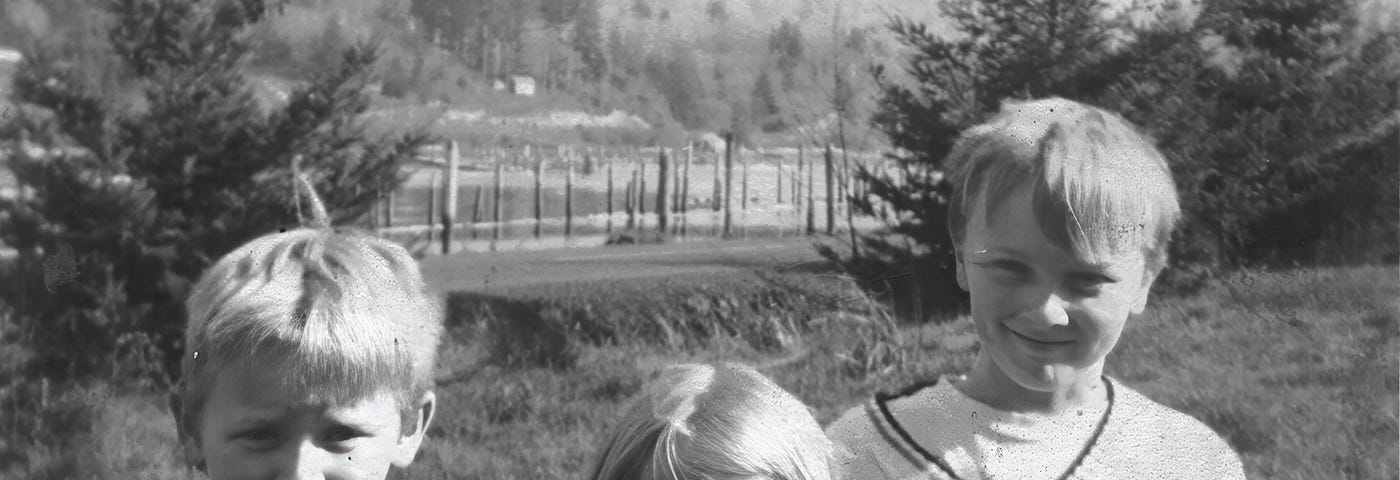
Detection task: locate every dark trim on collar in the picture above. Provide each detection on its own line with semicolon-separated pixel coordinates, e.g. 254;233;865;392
870;376;1118;480
873;378;960;478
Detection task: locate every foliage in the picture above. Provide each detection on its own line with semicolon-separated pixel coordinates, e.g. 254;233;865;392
1104;0;1399;274
852;0;1398;303
0;0;431;382
846;0;1127;316
769;19;806;90
304;15;352;77
572;0;607;83
706;0;728;23
751;68;785;132
5;266;1393;478
647;48;709;129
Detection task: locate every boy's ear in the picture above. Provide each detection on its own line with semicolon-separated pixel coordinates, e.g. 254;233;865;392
1130;267;1161;314
954;247;969;292
167;393;206;471
393;391;437;468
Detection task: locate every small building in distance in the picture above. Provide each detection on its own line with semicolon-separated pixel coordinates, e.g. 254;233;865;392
509;75;536;96
0;47;20;63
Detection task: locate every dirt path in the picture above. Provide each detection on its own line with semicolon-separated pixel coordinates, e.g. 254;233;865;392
419;236;835;293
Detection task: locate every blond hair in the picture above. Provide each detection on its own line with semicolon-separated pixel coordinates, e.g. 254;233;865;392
590;363;833;480
174;227;443;440
946;97;1181;271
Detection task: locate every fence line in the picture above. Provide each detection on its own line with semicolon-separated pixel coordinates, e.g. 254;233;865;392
376;140;890;253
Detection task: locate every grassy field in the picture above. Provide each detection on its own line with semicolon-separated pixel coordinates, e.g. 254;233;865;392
1;264;1395;479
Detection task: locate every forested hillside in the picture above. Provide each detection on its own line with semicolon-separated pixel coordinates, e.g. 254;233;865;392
0;0;946;148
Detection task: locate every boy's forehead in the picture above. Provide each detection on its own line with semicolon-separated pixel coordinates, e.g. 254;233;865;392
213;358;392;409
969;185;1148;270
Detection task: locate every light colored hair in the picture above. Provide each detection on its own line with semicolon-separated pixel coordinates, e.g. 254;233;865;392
946;97;1181;272
175;227;443;441
590;363;833;480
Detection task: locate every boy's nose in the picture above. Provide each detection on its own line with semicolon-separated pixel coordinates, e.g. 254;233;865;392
276;441;352;480
1037;293;1071;327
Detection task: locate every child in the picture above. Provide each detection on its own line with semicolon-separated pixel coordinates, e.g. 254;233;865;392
826;98;1245;479
590;363;834;480
171;226;444;479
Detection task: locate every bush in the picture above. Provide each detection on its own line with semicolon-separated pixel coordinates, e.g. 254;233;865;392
0;0;430;382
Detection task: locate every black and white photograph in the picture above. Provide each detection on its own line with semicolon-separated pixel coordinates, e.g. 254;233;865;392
0;0;1395;478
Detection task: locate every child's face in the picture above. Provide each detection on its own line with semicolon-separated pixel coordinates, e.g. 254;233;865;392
193;366;433;480
957;185;1156;393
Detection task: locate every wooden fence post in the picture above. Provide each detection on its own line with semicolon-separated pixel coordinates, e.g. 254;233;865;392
606;157;614;233
385;189;395;228
471;186;483;239
825;144;835;235
796;147;804;207
671;148;681;214
566;161;574;238
534;154;543;238
492;155;502;250
777;156;784;205
638;154;647;225
656;148;670;233
427;169;438;233
806;145;816;235
627;169;637;229
741;148;749;213
712;149;721;212
723;132;734;237
441;140;459;254
682;144;692;236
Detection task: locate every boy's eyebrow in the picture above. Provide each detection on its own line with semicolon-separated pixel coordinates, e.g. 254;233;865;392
969;246;1024;258
230;411;284;428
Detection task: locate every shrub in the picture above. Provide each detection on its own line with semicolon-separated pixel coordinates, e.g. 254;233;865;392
0;0;430;382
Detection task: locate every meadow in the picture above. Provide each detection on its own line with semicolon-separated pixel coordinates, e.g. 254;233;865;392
1;262;1394;479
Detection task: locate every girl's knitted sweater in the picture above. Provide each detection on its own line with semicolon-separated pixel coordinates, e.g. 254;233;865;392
826;376;1245;480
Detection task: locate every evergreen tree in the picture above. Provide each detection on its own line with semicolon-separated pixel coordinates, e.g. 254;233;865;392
845;0;1135;316
306;14;351;76
851;0;1397;306
706;0;728;23
1105;0;1399;274
573;0;607;83
648;48;707;129
631;0;652;19
751;68;784;131
0;0;431;381
769;20;806;90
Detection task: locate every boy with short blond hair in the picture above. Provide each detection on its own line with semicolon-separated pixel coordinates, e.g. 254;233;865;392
827;98;1245;479
172;226;444;479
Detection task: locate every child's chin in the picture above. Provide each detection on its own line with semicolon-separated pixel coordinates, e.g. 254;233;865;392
1008;363;1084;392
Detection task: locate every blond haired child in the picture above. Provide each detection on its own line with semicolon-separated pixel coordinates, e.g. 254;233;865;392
591;363;834;480
827;98;1245;479
171;225;444;479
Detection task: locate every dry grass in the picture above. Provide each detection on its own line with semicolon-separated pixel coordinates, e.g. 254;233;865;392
2;265;1394;479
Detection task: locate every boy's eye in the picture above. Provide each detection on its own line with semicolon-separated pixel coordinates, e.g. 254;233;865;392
980;260;1032;279
323;424;370;445
233;429;281;450
1067;273;1116;295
